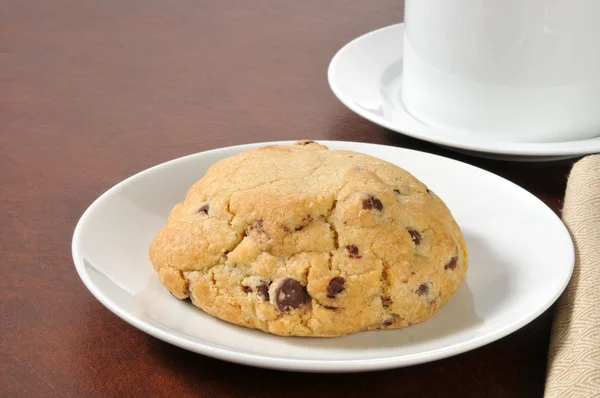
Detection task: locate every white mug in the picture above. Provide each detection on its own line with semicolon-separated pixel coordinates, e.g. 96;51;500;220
401;0;600;142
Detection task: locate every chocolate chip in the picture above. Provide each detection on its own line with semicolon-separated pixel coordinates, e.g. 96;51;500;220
408;229;421;245
326;276;345;298
383;316;397;326
294;215;312;231
345;245;361;259
393;189;401;194
275;278;308;311
248;219;270;239
372;198;383;211
362;196;383;211
296;140;315;145
257;282;270;301
445;256;458;271
382;296;393;307
415;282;430;296
282;226;290;232
198;203;209;215
242;278;271;300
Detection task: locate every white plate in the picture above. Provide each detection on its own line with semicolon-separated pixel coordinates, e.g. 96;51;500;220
72;141;574;372
328;24;600;161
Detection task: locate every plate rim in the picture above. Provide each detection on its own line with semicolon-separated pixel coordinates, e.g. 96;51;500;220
328;23;600;157
72;140;575;372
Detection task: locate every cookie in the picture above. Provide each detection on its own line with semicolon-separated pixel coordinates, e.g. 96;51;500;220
149;141;468;337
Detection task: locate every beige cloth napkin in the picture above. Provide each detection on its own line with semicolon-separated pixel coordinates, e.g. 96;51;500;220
546;155;600;397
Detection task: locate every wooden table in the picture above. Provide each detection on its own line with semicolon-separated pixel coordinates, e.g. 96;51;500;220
1;1;574;396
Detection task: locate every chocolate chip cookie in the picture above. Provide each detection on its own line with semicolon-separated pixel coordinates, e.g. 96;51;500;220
149;141;468;337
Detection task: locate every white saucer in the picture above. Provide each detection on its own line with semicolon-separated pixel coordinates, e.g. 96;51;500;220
328;24;600;161
72;141;574;372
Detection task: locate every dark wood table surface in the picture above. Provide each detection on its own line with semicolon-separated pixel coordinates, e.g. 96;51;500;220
1;1;575;396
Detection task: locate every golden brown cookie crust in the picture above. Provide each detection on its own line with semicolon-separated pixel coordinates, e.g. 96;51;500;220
149;141;468;337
